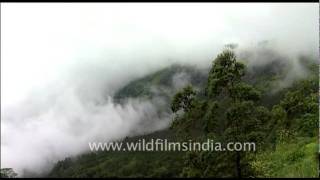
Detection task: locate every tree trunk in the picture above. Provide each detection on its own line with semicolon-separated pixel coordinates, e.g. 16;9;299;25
236;152;242;178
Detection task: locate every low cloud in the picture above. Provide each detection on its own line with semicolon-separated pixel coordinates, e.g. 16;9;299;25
1;3;318;176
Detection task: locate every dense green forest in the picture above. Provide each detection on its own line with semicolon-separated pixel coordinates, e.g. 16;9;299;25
44;48;319;178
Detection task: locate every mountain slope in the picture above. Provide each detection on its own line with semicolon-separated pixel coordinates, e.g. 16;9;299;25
48;52;318;178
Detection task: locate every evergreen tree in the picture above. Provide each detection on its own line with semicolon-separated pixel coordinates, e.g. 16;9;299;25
171;48;272;177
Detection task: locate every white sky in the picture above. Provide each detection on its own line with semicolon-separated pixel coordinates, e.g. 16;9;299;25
1;3;318;108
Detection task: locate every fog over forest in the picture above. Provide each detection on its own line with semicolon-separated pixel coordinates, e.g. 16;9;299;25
1;3;318;176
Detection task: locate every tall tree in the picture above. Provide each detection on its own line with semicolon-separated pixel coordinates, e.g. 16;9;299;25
171;48;271;177
206;48;270;177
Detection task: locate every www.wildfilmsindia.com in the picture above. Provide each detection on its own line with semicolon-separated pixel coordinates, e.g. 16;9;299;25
88;139;256;152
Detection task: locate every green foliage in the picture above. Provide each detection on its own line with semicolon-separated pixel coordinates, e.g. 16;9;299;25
170;48;273;178
251;137;318;178
51;152;185;178
114;64;207;102
272;77;318;137
48;49;319;178
170;98;208;140
0;168;18;178
229;83;261;101
49;130;184;178
206;49;245;98
202;101;218;134
171;85;196;113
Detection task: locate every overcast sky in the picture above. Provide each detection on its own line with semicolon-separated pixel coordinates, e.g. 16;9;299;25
1;3;318;176
1;3;318;107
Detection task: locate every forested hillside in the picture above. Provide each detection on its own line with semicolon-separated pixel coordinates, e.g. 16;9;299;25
48;48;318;178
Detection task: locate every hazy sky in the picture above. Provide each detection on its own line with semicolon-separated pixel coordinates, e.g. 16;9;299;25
1;3;318;176
1;3;318;107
